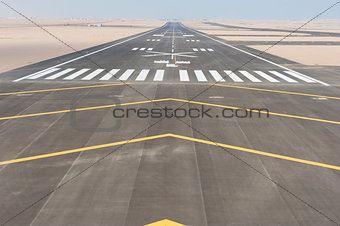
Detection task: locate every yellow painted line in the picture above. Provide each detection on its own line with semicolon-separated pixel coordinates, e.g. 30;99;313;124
1;133;339;171
0;134;171;166
169;98;340;125
214;84;340;100
0;97;339;125
0;83;130;96
168;134;340;171
0;98;171;121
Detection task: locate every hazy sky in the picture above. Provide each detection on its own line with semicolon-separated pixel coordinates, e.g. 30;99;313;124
1;0;340;20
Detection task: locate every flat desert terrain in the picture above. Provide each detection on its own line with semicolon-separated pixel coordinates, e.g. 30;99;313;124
0;18;164;73
183;20;340;66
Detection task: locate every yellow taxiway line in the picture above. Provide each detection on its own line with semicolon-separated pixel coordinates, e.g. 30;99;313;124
1;133;339;171
1;98;339;125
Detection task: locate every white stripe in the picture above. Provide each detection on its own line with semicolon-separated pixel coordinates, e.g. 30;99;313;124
208;48;214;52
284;71;316;83
154;70;164;81
191;40;195;42
186;40;190;42
99;69;120;80
254;71;279;83
157;39;160;41
81;69;105;80
179;70;189;82
239;71;261;82
118;69;135;81
196;40;200;42
45;68;75;80
209;70;225;82
27;68;60;80
63;69;90;80
193;48;198;52
132;48;138;51
186;25;329;86
147;39;151;41
140;48;146;51
200;48;206;52
224;70;243;82
12;27;160;82
135;69;150;81
152;39;155;41
269;71;297;83
194;70;207;82
147;48;153;51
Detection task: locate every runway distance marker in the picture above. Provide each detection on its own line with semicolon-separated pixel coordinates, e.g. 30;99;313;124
1;133;340;171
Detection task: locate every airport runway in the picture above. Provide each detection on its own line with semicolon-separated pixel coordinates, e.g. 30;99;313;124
0;22;340;226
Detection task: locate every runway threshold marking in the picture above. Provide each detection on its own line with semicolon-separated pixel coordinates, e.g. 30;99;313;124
213;84;340;100
1;133;339;171
0;98;339;125
0;83;130;96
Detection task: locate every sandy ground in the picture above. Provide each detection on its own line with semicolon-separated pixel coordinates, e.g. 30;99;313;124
182;20;340;66
0;18;165;73
249;45;340;66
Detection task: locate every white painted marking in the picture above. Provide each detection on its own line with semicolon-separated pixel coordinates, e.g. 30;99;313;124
140;48;146;51
176;61;191;64
132;48;138;50
209;96;224;99
254;71;279;83
166;64;178;68
193;48;198;52
186;25;329;86
81;69;105;80
154;60;169;64
270;71;298;83
200;48;206;52
154;70;164;81
136;69;150;81
196;40;200;42
157;39;160;41
194;70;208;82
207;48;214;52
209;70;225;82
147;39;151;41
63;69;90;80
179;70;190;82
147;48;153;51
153;34;164;37
118;69;135;81
152;39;156;41
186;40;190;42
191;40;195;42
224;70;243;82
183;34;194;37
13;28;159;82
27;68;60;80
239;71;261;82
45;68;75;80
284;71;316;83
99;69;120;80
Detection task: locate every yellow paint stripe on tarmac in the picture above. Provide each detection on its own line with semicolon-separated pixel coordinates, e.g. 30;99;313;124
1;133;339;171
0;134;171;166
0;83;130;96
214;84;340;100
167;134;340;171
0;98;171;121
169;98;340;125
0;98;339;125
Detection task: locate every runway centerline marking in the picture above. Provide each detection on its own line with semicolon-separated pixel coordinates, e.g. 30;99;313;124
1;133;339;171
0;98;339;125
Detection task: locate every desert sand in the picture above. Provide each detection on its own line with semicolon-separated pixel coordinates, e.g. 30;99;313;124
182;20;340;66
0;18;165;73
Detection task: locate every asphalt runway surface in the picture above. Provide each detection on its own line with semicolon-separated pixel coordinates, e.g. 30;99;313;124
0;22;340;226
